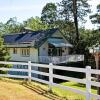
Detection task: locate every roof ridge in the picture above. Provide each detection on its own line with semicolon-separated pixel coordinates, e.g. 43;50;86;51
4;28;58;36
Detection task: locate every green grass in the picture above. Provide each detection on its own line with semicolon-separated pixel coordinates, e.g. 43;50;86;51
51;81;97;100
0;78;97;100
30;80;97;100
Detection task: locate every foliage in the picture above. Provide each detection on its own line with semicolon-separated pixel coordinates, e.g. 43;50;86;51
41;2;76;45
58;0;90;22
0;37;10;61
23;17;50;31
41;3;57;28
0;17;23;35
0;36;10;73
90;4;100;29
0;17;50;34
41;0;91;52
78;29;100;67
80;29;100;47
56;20;76;43
58;0;90;43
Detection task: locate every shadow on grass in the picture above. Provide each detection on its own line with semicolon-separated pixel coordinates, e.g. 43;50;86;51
72;83;86;88
71;82;97;90
22;82;68;100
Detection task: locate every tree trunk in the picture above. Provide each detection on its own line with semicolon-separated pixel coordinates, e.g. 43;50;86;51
73;0;79;43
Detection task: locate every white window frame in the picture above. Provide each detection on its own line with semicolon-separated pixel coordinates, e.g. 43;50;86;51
21;48;30;57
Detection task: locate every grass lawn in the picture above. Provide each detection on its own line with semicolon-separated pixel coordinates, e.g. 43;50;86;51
0;78;97;100
30;80;97;100
52;81;97;100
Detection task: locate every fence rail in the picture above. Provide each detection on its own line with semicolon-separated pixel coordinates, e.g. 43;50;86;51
0;61;100;100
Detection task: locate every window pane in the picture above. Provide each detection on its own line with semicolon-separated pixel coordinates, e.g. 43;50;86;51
21;48;30;56
13;48;17;54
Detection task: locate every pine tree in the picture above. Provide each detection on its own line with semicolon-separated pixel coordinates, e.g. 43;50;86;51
0;36;10;73
0;37;10;61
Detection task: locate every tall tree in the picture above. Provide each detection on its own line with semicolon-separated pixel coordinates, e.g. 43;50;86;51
41;2;76;44
73;0;79;42
41;3;57;28
58;0;90;43
90;4;100;30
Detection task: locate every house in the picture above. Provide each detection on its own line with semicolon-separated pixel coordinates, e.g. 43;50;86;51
4;28;73;64
3;28;84;78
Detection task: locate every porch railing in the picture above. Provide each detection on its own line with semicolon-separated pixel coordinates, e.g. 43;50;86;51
39;55;84;64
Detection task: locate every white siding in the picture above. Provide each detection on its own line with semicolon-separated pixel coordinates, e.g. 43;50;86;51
9;48;38;63
39;41;48;56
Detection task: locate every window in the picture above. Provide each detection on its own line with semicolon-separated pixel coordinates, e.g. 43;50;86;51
6;48;10;53
21;48;30;56
13;48;17;54
48;48;53;56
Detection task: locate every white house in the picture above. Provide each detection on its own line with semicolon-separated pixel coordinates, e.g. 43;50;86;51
4;28;73;64
3;28;84;78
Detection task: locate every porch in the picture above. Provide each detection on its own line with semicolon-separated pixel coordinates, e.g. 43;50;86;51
39;38;84;64
39;55;84;64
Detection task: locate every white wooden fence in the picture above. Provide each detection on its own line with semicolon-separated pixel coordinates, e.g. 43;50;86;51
0;61;100;100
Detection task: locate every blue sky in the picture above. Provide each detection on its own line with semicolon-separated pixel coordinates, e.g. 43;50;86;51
0;0;61;22
0;0;100;29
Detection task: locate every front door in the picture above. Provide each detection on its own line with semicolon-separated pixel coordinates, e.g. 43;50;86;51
48;45;62;56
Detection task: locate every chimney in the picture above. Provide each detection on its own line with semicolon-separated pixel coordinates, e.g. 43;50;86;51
21;27;33;34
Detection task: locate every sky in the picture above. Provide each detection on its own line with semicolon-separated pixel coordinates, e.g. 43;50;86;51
0;0;100;29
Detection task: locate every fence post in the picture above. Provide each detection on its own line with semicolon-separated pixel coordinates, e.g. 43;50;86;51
28;61;31;82
48;63;53;92
86;66;91;100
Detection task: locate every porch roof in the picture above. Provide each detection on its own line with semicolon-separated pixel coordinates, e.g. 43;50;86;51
48;38;73;47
